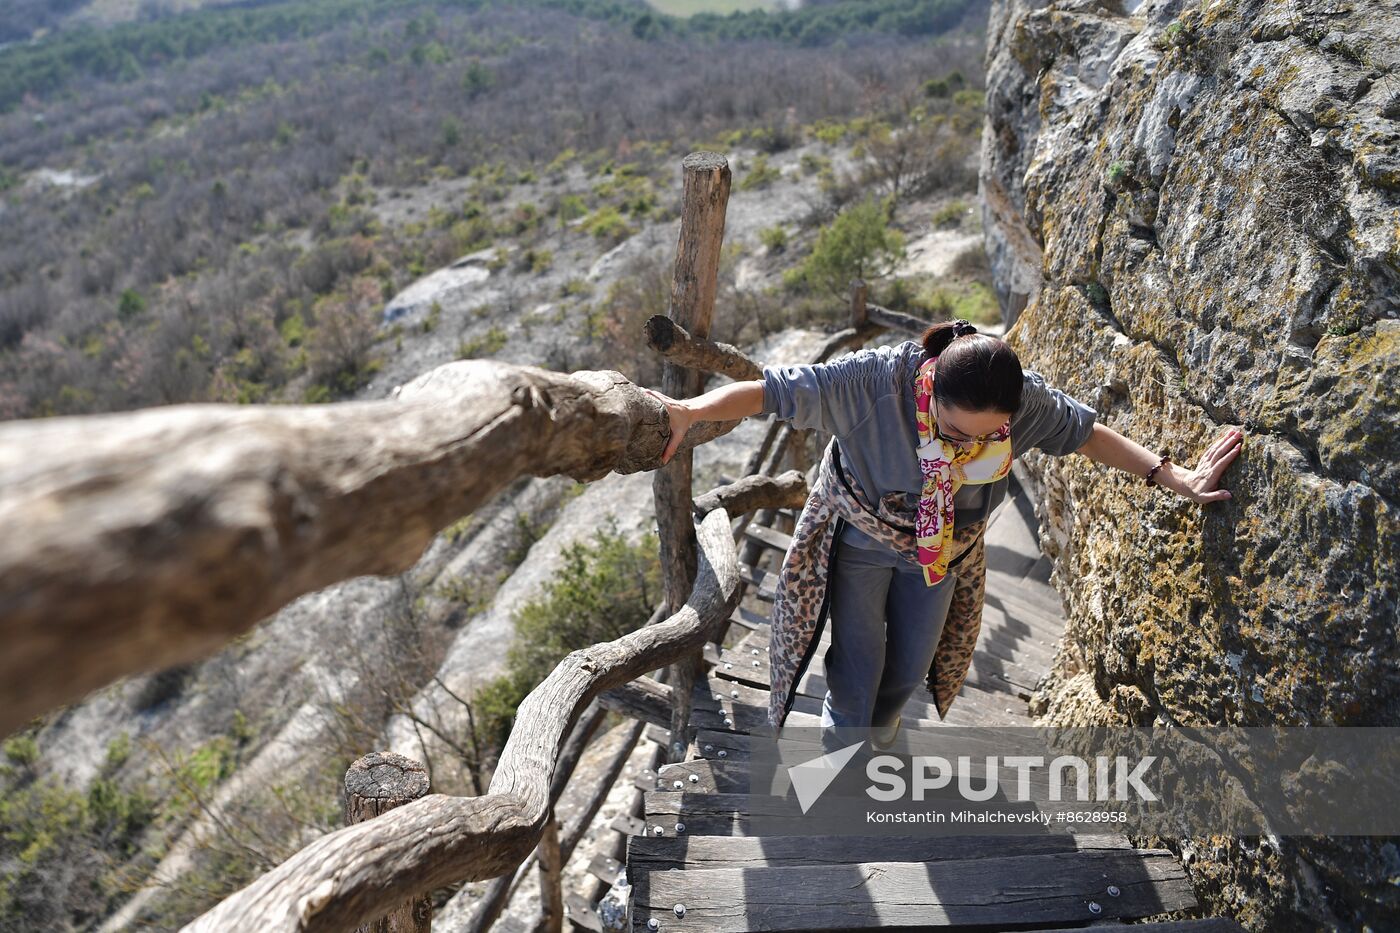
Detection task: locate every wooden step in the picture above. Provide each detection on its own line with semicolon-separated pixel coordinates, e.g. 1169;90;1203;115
963;666;1037;699
654;758;753;795
729;605;771;631
1027;920;1246;933
644;789;1067;838
586;853;625;886
983;577;1068;630
628;830;1136;875
742;523;793;554
629;847;1197;931
738;562;779;601
565;891;604;932
705;642;771;690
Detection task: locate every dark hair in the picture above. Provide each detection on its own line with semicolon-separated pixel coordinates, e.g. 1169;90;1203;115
918;319;1023;416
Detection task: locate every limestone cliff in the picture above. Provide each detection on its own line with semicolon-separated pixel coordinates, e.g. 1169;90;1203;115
980;0;1398;928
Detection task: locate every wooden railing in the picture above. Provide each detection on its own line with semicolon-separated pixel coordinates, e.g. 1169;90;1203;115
0;149;948;932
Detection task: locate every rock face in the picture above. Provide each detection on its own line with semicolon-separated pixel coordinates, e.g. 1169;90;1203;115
980;0;1398;929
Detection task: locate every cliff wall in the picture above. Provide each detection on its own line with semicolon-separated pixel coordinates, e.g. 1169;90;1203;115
980;0;1399;928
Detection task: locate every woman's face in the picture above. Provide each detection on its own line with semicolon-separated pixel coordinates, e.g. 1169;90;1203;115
934;397;1011;447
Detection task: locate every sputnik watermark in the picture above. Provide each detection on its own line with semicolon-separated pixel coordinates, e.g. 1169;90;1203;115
749;725;1400;837
788;742;1158;813
866;754;1158;802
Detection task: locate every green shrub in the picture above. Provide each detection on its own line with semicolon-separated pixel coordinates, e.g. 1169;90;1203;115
458;325;508;357
584;206;633;243
519;248;553;274
910;281;1000;325
462;60;495;96
2;734;38;767
117;288;146;321
760;225;789;253
951;88;984;109
1105;160;1130;188
472;519;660;750
931;199;969;228
560;277;592;298
786;194;905;297
555;194;588;226
738;154;782;191
799;153;831;177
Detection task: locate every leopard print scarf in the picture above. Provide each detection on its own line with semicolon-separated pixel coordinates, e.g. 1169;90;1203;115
766;435;987;729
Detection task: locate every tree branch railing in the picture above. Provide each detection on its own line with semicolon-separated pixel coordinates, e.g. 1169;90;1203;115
183;505;740;931
0;361;741;737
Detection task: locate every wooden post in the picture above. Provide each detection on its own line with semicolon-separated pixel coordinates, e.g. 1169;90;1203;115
654;151;731;763
537;810;563;933
344;752;432;933
849;278;869;328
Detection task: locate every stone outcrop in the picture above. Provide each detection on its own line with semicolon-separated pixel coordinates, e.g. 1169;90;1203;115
980;0;1398;929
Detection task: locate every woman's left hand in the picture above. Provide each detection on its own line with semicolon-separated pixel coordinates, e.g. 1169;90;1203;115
1168;427;1243;503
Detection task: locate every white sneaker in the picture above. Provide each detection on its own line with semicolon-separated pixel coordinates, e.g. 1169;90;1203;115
871;714;902;750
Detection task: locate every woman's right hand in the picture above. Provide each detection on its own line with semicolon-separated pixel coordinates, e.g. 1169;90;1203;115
643;387;697;465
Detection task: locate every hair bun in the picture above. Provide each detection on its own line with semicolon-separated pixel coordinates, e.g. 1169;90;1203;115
951;319;977;337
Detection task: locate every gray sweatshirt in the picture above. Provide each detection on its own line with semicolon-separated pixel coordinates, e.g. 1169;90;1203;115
760;339;1098;562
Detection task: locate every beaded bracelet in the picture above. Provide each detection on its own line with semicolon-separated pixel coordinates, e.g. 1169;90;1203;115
1145;453;1171;486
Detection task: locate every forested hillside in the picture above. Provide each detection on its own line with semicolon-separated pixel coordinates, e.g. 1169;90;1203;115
0;1;993;928
0;0;980;419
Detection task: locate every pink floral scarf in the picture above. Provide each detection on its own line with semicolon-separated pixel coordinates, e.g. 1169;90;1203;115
913;354;1012;586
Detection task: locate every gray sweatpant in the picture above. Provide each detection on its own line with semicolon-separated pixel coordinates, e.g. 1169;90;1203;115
819;535;958;731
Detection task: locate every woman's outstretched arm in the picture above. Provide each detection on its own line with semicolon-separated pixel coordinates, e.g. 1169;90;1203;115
1073;422;1242;504
644;381;766;464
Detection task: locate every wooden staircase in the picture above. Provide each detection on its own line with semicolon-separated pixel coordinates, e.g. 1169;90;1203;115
594;466;1244;933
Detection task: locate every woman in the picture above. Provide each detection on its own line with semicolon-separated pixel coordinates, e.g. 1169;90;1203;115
646;319;1242;748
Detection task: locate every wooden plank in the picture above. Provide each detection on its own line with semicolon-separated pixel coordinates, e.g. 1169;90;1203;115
728;605;771;631
708;644;771;689
627;831;1135;875
690;676;769;735
964;666;1037;699
983;581;1069;632
630;849;1197;931
609;813;645;837
644;723;678;749
693;729;754;762
654;758;752;795
586;853;625;886
968;657;1042;694
632;770;667;793
564;891;605;932
742;523;793;554
967;635;1051;682
645;791;859;837
1025;921;1247;933
985;566;1067;616
738;562;778;601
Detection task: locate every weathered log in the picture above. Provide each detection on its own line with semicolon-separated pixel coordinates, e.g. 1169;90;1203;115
183;506;741;933
643;315;762;382
464;701;608;933
597;676;672;728
693;471;808;518
344;753;432;933
654;151;730;764
0;362;739;737
866;301;932;335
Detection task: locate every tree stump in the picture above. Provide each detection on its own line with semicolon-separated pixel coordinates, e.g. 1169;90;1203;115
345;752;432;932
